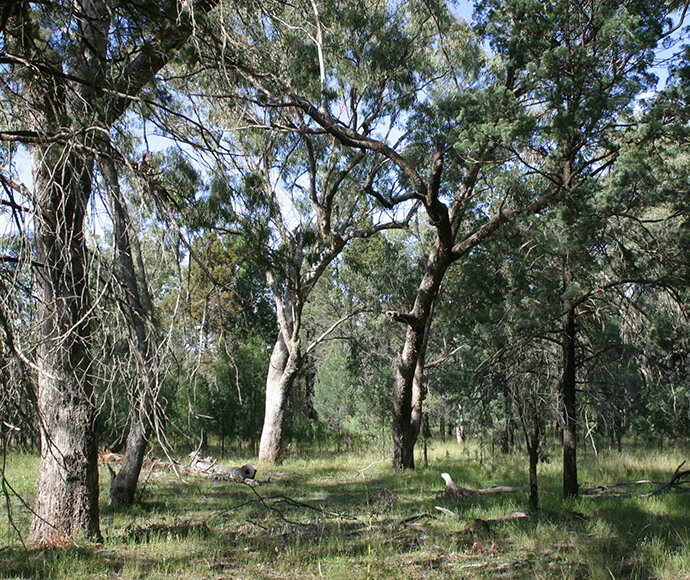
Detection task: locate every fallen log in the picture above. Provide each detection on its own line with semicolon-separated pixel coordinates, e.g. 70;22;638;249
441;473;527;499
186;451;258;483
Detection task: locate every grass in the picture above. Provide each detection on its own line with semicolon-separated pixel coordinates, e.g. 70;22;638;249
1;441;689;579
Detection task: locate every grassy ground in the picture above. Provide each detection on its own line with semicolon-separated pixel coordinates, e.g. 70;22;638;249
1;441;689;579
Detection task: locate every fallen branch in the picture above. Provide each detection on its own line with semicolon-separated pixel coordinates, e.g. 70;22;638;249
644;461;689;497
391;512;433;528
581;461;690;498
441;473;527;498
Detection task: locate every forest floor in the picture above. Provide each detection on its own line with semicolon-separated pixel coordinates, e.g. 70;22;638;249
1;441;689;579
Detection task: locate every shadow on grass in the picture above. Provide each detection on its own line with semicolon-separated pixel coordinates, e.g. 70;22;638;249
3;448;689;579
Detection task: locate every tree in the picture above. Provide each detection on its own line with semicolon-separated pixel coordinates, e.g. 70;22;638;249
0;0;218;545
173;0;431;463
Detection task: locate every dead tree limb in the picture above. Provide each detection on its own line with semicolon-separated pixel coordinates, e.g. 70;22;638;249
441;473;528;498
644;461;689;497
580;461;690;498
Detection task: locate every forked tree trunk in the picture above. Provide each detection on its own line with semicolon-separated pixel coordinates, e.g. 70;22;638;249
392;326;424;470
258;333;301;463
390;232;452;470
29;150;102;546
408;307;434;461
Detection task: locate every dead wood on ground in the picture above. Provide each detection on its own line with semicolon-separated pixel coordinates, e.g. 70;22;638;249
185;451;258;483
441;472;528;499
581;461;690;498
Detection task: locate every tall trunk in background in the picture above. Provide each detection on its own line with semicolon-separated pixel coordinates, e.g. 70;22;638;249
101;152;159;506
561;257;579;499
527;399;540;510
456;402;465;445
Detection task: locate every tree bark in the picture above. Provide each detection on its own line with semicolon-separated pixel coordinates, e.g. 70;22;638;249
29;147;102;546
456;402;465;445
561;259;579;499
390;230;453;470
258;332;301;463
13;0;108;545
100;151;159;507
527;402;540;510
6;0;219;543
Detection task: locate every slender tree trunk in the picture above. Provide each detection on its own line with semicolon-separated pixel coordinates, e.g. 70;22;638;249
29;149;102;546
561;260;579;499
527;405;540;510
456;402;465;445
258;332;301;463
100;152;159;507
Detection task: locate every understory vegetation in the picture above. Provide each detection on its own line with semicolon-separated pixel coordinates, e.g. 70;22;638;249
2;441;688;579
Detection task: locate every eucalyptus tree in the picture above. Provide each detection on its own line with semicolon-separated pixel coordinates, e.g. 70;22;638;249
196;0;504;469
172;0;434;463
0;0;218;545
215;106;415;465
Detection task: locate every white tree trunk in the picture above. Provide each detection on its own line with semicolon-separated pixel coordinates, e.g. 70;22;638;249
258;333;300;463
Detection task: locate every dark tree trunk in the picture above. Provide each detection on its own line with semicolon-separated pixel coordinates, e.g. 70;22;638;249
561;260;579;499
101;152;159;507
390;232;452;470
527;410;540;510
392;326;424;470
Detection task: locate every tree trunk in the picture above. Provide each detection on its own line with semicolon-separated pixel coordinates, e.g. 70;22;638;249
561;260;579;499
408;305;434;457
390;235;452;470
258;332;301;463
6;0;219;544
527;414;540;510
29;149;102;546
456;402;465;445
392;329;422;470
101;151;159;507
